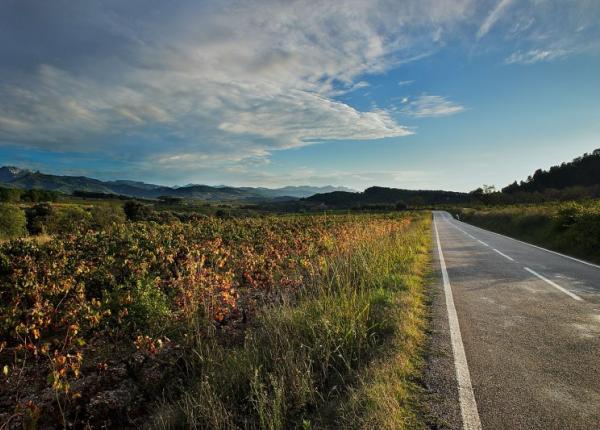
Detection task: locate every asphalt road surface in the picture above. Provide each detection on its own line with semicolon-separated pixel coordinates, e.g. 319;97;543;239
427;211;600;430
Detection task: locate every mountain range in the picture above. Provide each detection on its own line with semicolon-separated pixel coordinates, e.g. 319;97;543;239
0;166;354;201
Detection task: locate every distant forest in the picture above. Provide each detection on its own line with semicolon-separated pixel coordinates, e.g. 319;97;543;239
502;149;600;193
469;148;600;205
304;186;469;209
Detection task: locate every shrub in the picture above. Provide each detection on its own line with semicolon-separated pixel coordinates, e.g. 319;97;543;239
124;200;154;221
45;205;92;234
395;201;408;211
0;213;429;428
22;188;59;202
25;202;54;234
0;204;27;240
89;205;126;230
457;201;600;262
0;187;22;203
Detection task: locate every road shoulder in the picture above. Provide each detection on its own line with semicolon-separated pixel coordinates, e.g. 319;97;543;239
420;226;462;429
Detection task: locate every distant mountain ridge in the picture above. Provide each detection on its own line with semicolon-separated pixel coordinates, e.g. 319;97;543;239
0;166;354;201
305;186;469;207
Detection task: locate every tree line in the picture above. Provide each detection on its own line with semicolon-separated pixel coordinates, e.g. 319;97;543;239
503;149;600;193
470;149;600;205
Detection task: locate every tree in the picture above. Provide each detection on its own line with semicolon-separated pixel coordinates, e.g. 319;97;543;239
45;206;92;235
482;184;497;194
123;201;154;221
89;205;126;230
158;196;183;205
25;203;54;234
0;204;27;240
0;187;22;203
22;189;58;202
395;201;408;211
499;148;600;195
502;181;519;194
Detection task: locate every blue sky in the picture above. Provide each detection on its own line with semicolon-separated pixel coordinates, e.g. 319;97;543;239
1;0;599;191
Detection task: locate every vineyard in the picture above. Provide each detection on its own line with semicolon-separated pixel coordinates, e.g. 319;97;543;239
0;212;431;429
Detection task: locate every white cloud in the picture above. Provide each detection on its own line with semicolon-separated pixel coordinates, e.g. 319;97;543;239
505;48;569;64
477;0;516;39
0;0;476;170
203;166;436;190
400;95;466;118
477;0;600;62
0;0;598;179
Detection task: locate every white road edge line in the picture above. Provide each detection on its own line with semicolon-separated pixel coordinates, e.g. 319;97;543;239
453;217;600;270
492;248;514;262
524;267;583;301
434;218;482;430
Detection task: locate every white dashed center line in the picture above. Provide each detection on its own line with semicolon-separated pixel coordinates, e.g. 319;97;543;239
492;248;514;262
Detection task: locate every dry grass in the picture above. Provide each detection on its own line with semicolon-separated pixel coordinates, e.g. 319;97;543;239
337;214;430;430
148;212;432;429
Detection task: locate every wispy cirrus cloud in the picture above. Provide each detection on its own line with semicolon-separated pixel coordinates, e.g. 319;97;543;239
477;0;516;39
480;0;600;65
505;48;570;65
399;95;466;118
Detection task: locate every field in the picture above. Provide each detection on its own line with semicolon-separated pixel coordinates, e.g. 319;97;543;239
453;200;600;263
0;209;431;429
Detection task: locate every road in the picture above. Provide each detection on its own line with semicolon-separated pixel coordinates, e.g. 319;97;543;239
426;211;600;430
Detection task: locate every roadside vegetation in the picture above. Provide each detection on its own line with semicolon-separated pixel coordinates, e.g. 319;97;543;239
454;200;600;263
1;206;431;429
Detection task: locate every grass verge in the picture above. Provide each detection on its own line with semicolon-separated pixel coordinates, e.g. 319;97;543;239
149;213;432;429
453;202;600;263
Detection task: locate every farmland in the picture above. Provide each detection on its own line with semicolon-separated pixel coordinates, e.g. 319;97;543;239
0;209;431;428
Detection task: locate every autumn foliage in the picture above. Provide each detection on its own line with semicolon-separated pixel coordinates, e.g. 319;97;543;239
0;214;414;427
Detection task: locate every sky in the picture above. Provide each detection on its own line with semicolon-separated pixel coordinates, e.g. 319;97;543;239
0;0;599;191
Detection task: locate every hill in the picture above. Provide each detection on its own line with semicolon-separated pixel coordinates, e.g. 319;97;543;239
305;186;469;208
502;149;600;193
0;166;353;201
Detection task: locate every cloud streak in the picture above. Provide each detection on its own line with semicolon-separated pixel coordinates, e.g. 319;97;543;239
505;48;569;65
400;95;466;118
477;0;515;39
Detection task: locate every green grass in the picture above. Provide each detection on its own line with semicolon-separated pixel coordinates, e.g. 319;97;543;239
148;213;432;429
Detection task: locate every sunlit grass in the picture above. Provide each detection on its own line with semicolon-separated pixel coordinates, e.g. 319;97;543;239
149;213;431;429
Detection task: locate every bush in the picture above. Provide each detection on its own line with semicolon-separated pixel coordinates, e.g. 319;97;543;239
124;200;155;221
0;204;27;240
395;201;408;211
25;202;54;234
89;205;126;230
457;201;600;262
0;213;428;428
45;205;92;234
0;187;22;203
22;188;59;202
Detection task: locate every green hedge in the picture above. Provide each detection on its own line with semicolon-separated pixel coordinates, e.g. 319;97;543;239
455;201;600;263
